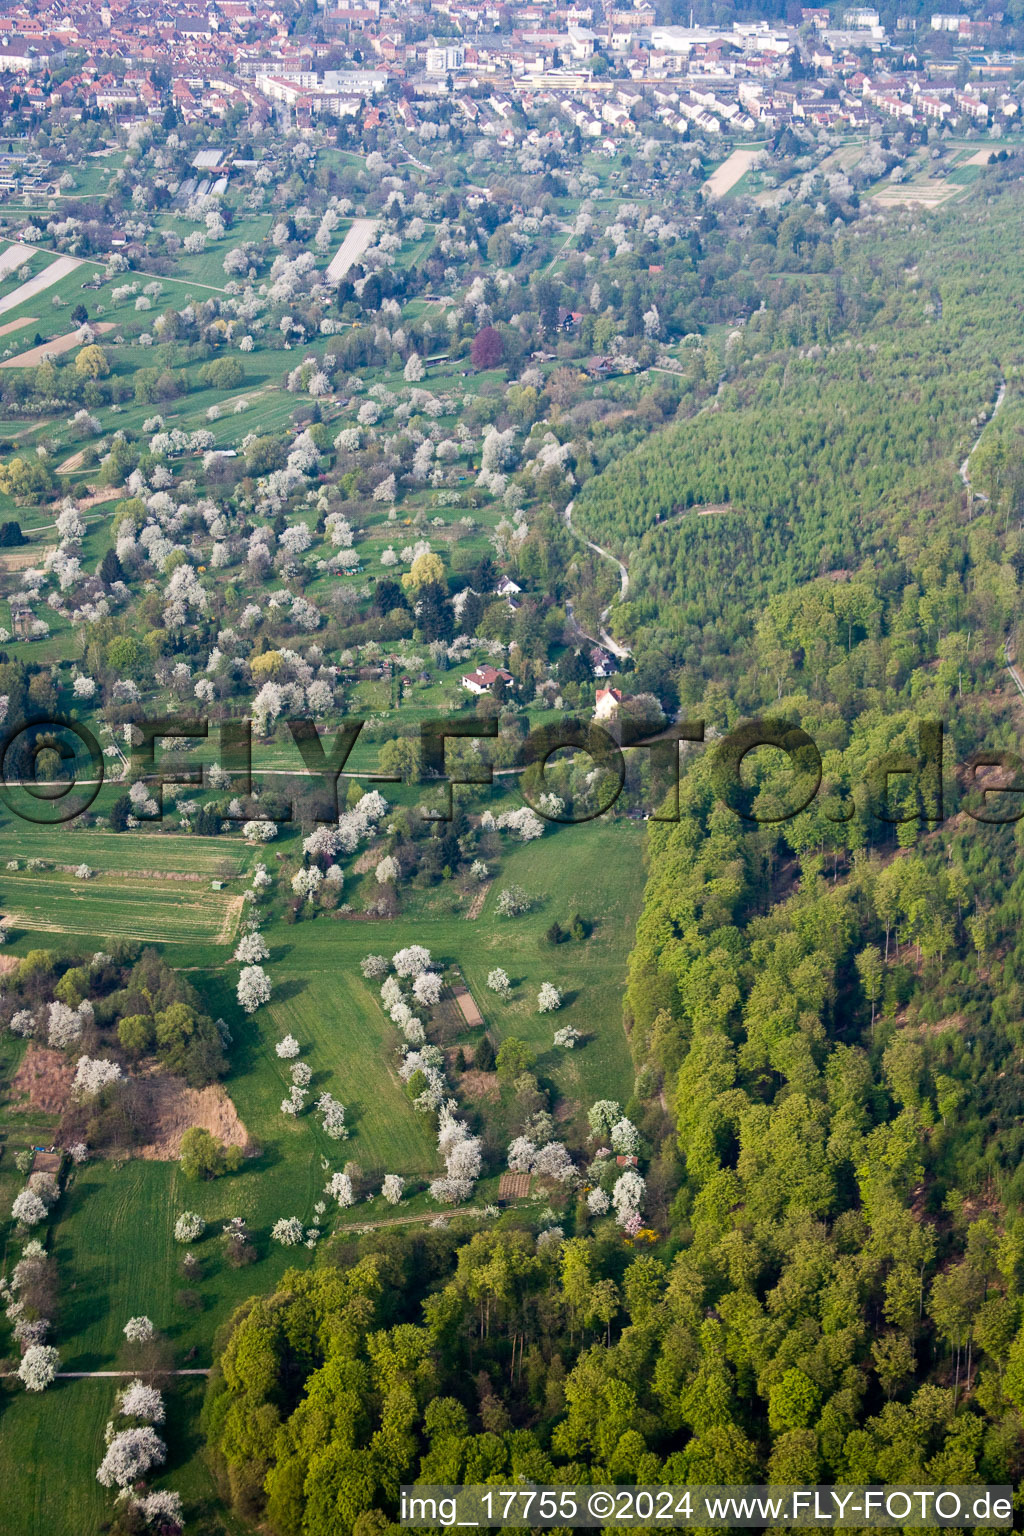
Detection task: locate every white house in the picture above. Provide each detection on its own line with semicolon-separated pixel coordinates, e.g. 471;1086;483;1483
594;686;625;721
462;664;513;695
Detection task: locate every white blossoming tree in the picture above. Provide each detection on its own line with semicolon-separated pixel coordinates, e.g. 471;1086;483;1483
610;1117;641;1157
11;1190;48;1227
73;1056;123;1101
507;1136;537;1173
317;1092;347;1139
173;1212;205;1244
234;931;270;964
375;854;400;886
326;1171;354;1206
537;983;562;1014
534;1142;576;1184
495;885;530;918
96;1426;166;1488
18;1343;60;1391
587;1100;621;1141
412;971;443;1008
118;1378;166;1424
381;1174;405;1205
393;945;432;977
237;965;272;1013
271;1217;304;1246
242;818;278;844
612;1169;646;1228
487;968;511;997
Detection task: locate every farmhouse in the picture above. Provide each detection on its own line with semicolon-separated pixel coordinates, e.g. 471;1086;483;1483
462;664;512;695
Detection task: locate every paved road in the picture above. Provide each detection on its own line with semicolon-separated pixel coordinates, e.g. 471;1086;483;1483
957;378;1022;697
563;499;632;660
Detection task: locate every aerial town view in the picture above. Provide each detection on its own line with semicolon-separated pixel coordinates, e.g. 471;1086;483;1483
0;0;1023;1529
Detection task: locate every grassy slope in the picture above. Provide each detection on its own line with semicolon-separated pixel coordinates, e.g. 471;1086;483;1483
0;1377;241;1536
0;815;644;1534
1;816;643;1354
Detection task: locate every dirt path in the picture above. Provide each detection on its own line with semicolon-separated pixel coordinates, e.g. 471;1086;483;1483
465;880;491;919
957;377;1021;698
340;1205;487;1234
1004;636;1024;699
959;377;1006;491
326;218;378;284
0;1369;212;1378
546;230;574;273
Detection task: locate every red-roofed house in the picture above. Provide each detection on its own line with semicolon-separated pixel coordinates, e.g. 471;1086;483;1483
462;664;513;695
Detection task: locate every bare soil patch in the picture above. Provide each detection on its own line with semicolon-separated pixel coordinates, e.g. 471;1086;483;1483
461;1068;500;1103
10;1045;75;1115
0;543;53;570
0;316;35;338
498;1171;532;1199
465;880;491;919
216;894;245;945
326;218;378;283
705;149;761;199
2;319;114;370
133;1073;250;1161
78;485;120;508
449;977;483;1028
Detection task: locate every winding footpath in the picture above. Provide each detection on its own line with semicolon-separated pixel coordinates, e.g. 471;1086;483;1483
563;499;632;660
959;377;1007;491
957;378;1023;696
